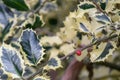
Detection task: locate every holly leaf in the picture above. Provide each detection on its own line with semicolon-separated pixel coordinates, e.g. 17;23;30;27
44;57;62;70
20;29;45;65
95;14;111;24
26;15;43;29
0;44;24;78
96;42;115;61
33;76;50;80
1;21;14;43
90;42;115;62
2;0;29;11
79;3;95;10
100;2;106;10
80;23;89;32
41;36;62;46
0;4;14;28
23;66;35;78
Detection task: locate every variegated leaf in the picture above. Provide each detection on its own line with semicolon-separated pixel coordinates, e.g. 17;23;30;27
95;14;111;24
33;76;50;80
20;29;45;65
79;3;95;10
0;4;14;28
79;23;89;32
26;15;43;29
1;21;13;42
44;57;62;70
0;44;24;78
90;42;115;62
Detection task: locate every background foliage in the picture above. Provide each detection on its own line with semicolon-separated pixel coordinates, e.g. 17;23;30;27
0;0;120;80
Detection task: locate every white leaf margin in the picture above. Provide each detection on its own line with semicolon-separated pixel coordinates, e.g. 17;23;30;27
33;76;50;80
44;57;62;70
0;43;25;78
90;41;116;62
19;28;45;66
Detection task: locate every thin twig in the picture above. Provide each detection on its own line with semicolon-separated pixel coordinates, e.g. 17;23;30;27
94;61;120;71
26;68;43;80
26;62;47;80
23;9;118;78
91;0;108;15
17;0;47;26
60;34;118;60
3;0;48;45
21;1;47;80
26;0;47;18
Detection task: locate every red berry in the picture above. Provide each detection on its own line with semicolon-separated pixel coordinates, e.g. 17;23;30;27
76;50;82;56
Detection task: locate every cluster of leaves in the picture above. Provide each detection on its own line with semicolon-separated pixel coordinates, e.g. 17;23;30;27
0;0;120;80
56;0;120;62
0;0;62;80
0;29;62;79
